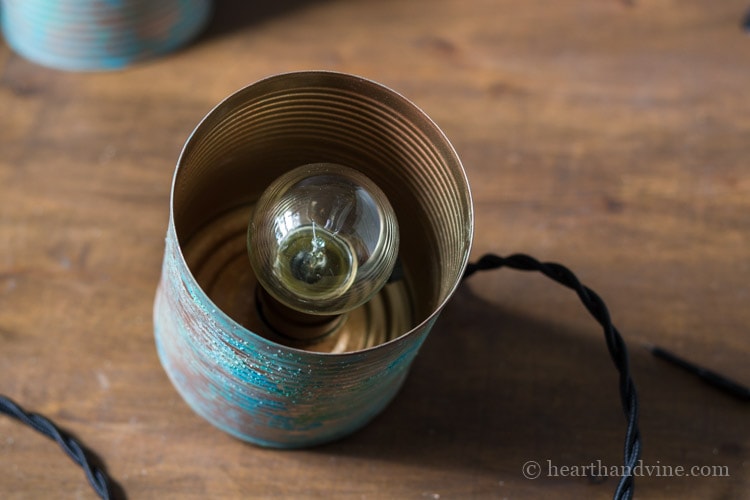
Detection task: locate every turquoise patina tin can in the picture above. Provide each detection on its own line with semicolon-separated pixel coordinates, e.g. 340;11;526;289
153;71;474;448
1;0;212;71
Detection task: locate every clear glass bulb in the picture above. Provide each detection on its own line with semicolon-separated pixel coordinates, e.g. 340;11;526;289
248;163;399;316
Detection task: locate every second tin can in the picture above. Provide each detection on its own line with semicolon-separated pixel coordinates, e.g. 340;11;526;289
1;0;212;71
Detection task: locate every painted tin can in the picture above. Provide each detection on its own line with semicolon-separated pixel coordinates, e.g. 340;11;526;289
0;0;212;71
153;71;474;448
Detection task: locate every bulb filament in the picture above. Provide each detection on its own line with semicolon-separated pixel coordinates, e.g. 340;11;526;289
291;224;329;284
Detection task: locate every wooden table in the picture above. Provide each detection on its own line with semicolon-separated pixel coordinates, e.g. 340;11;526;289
1;1;748;498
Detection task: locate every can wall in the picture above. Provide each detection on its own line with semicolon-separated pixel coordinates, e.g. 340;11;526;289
154;221;434;447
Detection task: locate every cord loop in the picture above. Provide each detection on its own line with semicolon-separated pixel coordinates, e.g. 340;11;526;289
464;253;642;500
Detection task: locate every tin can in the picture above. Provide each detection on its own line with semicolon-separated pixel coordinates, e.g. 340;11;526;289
153;71;474;448
1;0;212;71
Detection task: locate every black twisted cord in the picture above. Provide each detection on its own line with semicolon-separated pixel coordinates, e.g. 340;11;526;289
464;253;641;500
0;395;114;500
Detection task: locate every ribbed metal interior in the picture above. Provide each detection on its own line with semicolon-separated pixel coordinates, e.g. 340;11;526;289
173;71;473;325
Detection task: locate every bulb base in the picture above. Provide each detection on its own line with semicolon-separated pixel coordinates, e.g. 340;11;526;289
255;287;346;342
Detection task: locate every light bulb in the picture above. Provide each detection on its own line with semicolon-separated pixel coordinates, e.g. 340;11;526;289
248;163;399;317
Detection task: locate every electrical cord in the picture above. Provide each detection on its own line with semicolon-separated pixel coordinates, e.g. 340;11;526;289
0;395;114;500
463;253;642;500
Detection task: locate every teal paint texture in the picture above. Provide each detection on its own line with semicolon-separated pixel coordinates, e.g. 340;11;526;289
1;0;212;71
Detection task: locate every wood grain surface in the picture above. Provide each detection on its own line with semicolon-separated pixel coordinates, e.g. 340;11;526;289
1;0;748;498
